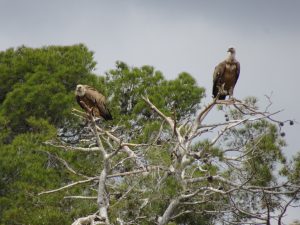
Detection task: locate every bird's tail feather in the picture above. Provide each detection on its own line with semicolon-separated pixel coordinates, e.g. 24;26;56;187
103;110;113;120
218;95;226;100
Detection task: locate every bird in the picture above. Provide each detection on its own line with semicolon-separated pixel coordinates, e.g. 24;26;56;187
212;47;240;100
75;84;113;120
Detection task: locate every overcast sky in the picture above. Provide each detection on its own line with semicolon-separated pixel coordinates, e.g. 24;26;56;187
1;0;299;223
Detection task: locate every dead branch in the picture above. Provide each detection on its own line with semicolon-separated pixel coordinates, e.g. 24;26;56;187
278;189;300;225
142;95;183;142
44;141;100;152
35;149;89;178
64;196;98;200
71;214;105;225
38;177;97;195
57;96;299;225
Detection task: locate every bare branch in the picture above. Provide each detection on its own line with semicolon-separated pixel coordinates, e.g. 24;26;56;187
64;196;98;200
38;177;97;196
158;198;180;225
278;189;300;225
96;126;146;169
44;141;100;152
189;98;217;137
71;214;105;225
35;150;89;178
107;166;165;178
111;183;138;208
142;95;183;142
229;194;268;222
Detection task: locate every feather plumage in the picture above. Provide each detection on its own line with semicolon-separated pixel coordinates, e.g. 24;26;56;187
212;48;240;100
75;84;113;120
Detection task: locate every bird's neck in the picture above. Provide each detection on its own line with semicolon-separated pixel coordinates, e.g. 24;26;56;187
76;90;85;97
226;53;236;62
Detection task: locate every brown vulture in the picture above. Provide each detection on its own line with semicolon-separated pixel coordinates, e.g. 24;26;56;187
75;84;113;120
212;47;240;100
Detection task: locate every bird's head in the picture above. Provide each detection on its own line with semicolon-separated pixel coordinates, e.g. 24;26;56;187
227;47;236;54
75;84;86;96
227;47;236;61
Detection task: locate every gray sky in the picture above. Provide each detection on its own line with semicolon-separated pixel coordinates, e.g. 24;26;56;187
1;0;299;223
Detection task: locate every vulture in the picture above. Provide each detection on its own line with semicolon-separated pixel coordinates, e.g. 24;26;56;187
75;84;113;120
212;47;240;100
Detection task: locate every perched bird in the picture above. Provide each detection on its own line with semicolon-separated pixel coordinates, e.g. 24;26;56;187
212;47;240;100
75;84;113;120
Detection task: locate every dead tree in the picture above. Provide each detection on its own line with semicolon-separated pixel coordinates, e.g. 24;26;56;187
38;97;299;225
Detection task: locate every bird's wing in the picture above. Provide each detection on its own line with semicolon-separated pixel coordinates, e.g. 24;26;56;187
76;95;85;109
212;61;226;97
84;85;97;92
84;86;106;107
234;61;240;85
84;86;112;120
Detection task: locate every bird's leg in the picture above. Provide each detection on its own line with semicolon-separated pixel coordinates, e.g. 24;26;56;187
228;87;234;100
